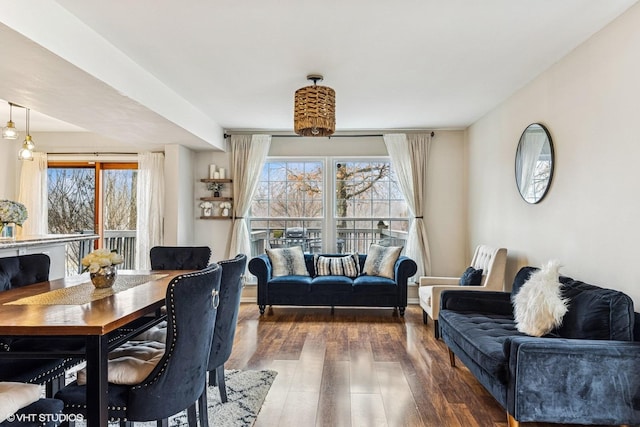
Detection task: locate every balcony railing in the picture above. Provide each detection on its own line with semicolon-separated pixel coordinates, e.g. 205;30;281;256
67;230;137;276
249;219;408;257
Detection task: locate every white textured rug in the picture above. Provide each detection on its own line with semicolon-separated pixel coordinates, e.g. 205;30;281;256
170;369;276;427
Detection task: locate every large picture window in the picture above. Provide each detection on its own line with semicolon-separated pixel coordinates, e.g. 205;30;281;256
249;158;409;256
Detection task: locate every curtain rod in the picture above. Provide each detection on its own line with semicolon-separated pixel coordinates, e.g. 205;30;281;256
224;131;435;139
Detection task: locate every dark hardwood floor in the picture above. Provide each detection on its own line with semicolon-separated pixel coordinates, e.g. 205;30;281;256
227;303;603;427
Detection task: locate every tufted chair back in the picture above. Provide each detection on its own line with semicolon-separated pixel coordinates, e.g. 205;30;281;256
206;254;247;402
127;263;222;421
469;245;508;290
149;246;211;270
0;254;50;292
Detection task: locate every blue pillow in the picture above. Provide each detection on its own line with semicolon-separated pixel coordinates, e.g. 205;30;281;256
459;267;483;286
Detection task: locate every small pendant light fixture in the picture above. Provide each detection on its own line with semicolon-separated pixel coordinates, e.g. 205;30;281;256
294;74;336;137
2;102;19;139
18;108;35;161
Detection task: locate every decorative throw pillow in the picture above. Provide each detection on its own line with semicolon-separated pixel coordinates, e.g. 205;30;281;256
77;340;165;385
459;267;483;286
0;382;41;423
512;260;569;337
314;254;360;278
266;246;309;277
362;244;403;279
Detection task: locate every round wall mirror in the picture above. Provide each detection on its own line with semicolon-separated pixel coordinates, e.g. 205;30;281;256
515;123;554;204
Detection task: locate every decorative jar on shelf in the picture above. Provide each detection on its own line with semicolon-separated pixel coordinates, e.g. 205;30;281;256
90;265;117;289
0;222;16;241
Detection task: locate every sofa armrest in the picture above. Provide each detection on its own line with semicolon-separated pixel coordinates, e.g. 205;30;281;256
248;254;272;304
440;290;513;316
506;336;640;424
394;256;417;306
419;276;459;286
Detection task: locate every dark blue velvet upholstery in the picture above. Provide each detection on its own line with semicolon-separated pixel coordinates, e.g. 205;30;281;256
249;253;417;315
149;246;211;270
0;254;81;397
0;398;64;427
439;266;640;425
206;254;247;403
55;264;222;423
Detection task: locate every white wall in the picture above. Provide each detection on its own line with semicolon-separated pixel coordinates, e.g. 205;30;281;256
467;2;640;304
193;132;468;275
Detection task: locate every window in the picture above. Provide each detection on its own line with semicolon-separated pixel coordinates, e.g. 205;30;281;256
249;158;409;256
47;162;137;275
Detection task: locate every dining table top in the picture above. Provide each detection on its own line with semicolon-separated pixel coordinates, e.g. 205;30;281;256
0;270;186;336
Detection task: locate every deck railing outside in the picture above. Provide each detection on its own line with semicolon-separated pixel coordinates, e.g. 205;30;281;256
67;230;137;276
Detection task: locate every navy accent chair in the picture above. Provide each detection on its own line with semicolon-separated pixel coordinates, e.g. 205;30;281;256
150;246;211;270
205;254;247;403
55;263;222;426
0;254;81;397
0;397;64;427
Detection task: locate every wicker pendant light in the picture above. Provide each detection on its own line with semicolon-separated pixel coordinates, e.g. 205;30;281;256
294;74;335;136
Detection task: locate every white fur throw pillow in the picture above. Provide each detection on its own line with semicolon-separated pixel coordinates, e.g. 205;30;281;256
266;246;309;277
513;260;568;337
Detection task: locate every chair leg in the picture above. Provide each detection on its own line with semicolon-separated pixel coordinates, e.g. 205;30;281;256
434;319;440;339
217;365;228;403
448;348;456;367
156;420;168;427
46;374;65;397
507;413;519;427
199;385;209;427
187;404;197;427
422;310;428;324
209;368;217;386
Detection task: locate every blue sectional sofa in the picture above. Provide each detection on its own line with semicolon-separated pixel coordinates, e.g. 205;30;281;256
248;253;417;315
438;266;640;426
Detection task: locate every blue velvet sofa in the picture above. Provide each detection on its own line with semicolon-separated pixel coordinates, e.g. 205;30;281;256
438;266;640;426
248;253;417;316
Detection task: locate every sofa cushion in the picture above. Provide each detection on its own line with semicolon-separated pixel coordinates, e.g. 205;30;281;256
555;277;634;341
310;275;354;294
459;267;483;286
266;246;309;277
439;310;525;383
267;275;312;295
363;244;402;279
314;254;360;278
352;275;396;295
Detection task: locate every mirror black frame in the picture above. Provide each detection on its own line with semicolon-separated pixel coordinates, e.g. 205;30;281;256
515;123;554;204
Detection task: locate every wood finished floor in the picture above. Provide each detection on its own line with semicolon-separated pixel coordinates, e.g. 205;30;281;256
226;303;605;427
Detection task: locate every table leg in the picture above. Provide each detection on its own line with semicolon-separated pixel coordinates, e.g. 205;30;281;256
85;335;108;427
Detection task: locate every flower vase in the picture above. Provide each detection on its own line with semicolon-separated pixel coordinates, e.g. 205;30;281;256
90;265;117;288
0;222;16;241
213;191;220;198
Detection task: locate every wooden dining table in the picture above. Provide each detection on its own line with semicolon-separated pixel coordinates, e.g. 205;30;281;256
0;270;187;427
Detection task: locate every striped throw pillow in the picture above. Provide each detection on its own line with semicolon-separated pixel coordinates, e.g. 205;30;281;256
314;254;360;278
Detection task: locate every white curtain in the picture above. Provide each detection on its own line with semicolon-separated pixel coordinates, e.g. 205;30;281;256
383;133;432;277
135;152;165;269
229;134;271;259
17;152;48;236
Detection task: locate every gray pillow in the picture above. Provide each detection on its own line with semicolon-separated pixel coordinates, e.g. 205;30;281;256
363;244;403;279
266;246;309;277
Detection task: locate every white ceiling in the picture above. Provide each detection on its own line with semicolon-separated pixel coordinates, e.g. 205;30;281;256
0;0;638;151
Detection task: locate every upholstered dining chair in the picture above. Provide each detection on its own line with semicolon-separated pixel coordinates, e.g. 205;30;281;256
418;245;507;338
149;246;211;270
0;254;82;397
55;263;222;427
204;254;247;403
0;382;64;427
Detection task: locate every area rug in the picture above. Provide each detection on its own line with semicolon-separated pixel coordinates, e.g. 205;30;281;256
74;369;276;427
